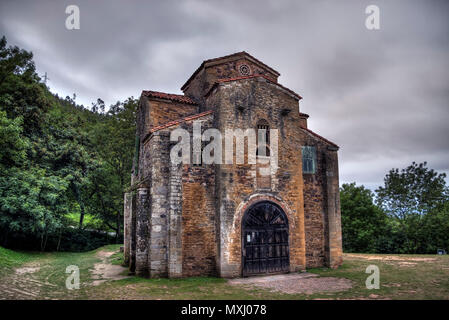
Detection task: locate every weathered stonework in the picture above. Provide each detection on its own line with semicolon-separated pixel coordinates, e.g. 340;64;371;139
123;192;132;265
124;51;343;278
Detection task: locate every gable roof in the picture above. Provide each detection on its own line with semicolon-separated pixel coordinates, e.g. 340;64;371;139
204;75;302;100
181;51;281;91
300;126;339;148
142;110;214;143
142;90;197;105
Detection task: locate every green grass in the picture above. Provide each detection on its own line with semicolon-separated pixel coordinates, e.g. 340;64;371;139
307;253;449;299
109;250;125;266
0;245;118;299
88;276;279;300
86;252;449;300
65;212;104;228
1;245;448;300
0;246;38;274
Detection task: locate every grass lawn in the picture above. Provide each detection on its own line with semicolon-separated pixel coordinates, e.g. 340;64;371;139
0;245;448;300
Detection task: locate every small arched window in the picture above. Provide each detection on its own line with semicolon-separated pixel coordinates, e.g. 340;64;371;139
302;146;316;174
256;119;270;156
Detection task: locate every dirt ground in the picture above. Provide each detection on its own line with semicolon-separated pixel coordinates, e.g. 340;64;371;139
0;249;128;300
90;251;129;286
228;273;353;294
0;261;49;299
344;254;437;262
1;248;448;300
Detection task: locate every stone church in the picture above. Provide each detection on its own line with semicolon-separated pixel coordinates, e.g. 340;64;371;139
123;52;342;278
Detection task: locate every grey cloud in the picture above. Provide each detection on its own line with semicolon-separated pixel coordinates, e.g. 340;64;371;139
0;0;448;189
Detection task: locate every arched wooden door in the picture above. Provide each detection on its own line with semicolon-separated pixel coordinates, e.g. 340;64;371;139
242;201;289;276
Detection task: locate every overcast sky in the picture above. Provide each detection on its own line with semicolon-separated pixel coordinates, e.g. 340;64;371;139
1;0;448;190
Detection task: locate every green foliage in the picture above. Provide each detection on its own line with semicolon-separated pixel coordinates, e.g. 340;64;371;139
0;111;27;166
86;98;137;238
420;201;449;253
0;36;133;251
0;36;49;136
0;167;69;239
1;225;117;252
376;161;447;219
375;161;449;254
0;246;35;271
341;162;449;254
109;250;125;266
340;183;387;253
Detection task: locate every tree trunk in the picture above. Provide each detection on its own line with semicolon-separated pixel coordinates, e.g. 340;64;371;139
43;232;48;251
73;184;85;229
79;200;85;228
40;233;45;251
116;211;120;244
56;228;62;252
3;230;9;247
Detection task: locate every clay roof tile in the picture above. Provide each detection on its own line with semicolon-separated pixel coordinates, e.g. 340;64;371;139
142;110;214;142
142;90;197;105
300;127;339;148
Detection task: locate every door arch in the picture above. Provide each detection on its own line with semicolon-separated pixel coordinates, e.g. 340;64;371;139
242;201;289;276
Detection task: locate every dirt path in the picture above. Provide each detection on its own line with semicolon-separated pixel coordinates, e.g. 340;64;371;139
0;248;129;300
90;250;129;286
228;273;353;294
344;254;437;262
0;260;57;300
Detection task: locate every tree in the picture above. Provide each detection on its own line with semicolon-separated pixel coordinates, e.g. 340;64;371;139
0;36;135;250
420;201;449;253
340;183;387;253
0;36;108;250
89;98;137;241
375;161;449;253
0;111;27;166
0;36;50;137
0;167;70;250
376;161;447;219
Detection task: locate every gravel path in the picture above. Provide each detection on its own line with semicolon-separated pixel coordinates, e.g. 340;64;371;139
228;273;353;294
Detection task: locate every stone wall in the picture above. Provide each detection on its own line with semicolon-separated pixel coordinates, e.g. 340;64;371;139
183;55;279;106
206;77;308;277
301;138;328;268
125;53;343;278
133;97;198;181
148;98;198;129
324;148;343;268
147;131;170;277
131;113;219;278
181;164;217;276
300;130;342;268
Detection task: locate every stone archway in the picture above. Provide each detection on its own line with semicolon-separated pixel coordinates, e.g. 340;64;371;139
241;201;289;276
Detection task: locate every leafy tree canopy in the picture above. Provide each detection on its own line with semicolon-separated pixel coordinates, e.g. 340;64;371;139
376;161;447;219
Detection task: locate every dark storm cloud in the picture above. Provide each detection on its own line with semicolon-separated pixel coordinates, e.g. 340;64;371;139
1;0;448;189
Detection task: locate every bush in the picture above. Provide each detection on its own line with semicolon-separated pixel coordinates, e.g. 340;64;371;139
0;226;122;252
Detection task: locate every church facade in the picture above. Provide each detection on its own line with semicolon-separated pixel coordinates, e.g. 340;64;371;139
123;52;342;278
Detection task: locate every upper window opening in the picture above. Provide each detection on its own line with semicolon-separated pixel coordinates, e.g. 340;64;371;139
257;120;270;156
302;146;316;174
